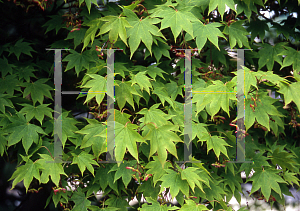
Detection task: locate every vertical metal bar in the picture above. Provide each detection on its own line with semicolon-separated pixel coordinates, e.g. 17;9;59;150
236;49;246;162
53;49;63;162
184;49;192;162
106;49;115;162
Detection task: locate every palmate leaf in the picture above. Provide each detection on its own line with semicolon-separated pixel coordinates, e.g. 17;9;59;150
97;121;145;166
145;156;172;185
144;37;171;63
71;188;91;211
0;74;22;96
151;5;199;42
81;18;102;50
223;20;250;49
257;43;286;71
63;50;97;76
193;80;236;118
7;39;36;60
72;151;99;176
16;65;37;82
4;112;47;154
192;22;226;52
130;71;152;94
79;74;106;106
138;104;172;127
95;164;118;193
79;0;98;14
9;159;42;192
200;135;231;159
22;78;53;106
108;160;136;188
139;197;179;211
144;123;182;167
123;8;166;58
0;94;14;113
75;119;107;158
180;200;209;211
98;15;132;45
246;168;287;201
36;154;67;187
42;15;65;34
115;80;142;110
246;19;269;41
67;27;88;49
277;81;300;113
280;46;300;76
230;66;258;99
0;57;14;77
18;103;53;125
245;92;283;131
270;148;297;172
208;0;236;20
159;169;190;199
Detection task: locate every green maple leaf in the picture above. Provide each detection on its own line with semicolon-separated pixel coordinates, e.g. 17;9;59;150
144;37;171;62
97;121;145;166
98;15;132;45
236;0;258;19
145;156;172;185
165;80;183;100
239;152;271;178
0;94;14;113
138;179;161;201
277;81;300;114
9;159;42;192
230;66;258;99
245;92;283;131
145;65;167;81
123;8;166;58
192;122;210;141
181;167;207;193
283;171;300;187
246;168;287;201
138;103;171;127
71;189;91;211
180;200;209;211
257;43;286;71
72;151;99;176
223;20;250;49
67;27;87;49
75;119;107;158
115;80;141;110
79;74;106;106
95;165;118;192
139;197;179;210
246;19;269;42
270;148;297;171
254;70;290;87
201;135;231;159
52;111;81;148
131;71;152;94
5;112;47;154
0;74;22;96
16;66;37;83
8;39;36;60
280;47;300;75
22;78;53;106
108;160;136;188
81;18;102;50
151;6;199;42
144;124;182;167
192;22;226;52
159;169;190;199
18;103;53;125
63;50;96;76
0;57;14;77
79;0;98;13
208;0;236;20
42;15;65;34
104;194;131;211
36;153;67;187
152;81;176;108
193;80;236;118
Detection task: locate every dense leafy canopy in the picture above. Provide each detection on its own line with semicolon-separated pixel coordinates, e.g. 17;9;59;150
1;0;300;210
